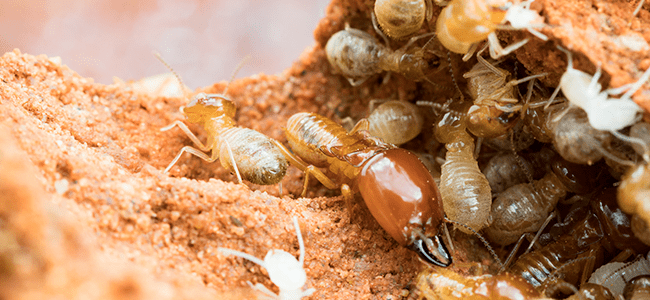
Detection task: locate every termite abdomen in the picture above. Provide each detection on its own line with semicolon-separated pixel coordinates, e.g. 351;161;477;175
218;127;288;185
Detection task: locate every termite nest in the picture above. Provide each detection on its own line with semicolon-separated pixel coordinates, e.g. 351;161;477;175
142;0;650;298
313;0;650;298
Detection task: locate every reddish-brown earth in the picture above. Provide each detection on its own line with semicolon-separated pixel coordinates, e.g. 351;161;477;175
1;0;649;299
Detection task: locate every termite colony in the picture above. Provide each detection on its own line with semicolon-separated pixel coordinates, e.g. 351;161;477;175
157;0;650;298
319;0;650;298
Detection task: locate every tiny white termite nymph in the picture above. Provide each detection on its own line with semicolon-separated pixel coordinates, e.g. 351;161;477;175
549;46;650;132
218;217;315;300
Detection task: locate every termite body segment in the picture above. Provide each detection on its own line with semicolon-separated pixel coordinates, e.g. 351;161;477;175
414;266;543;300
436;111;492;234
367;100;424;145
282;112;451;267
508;187;648;293
325;23;438;86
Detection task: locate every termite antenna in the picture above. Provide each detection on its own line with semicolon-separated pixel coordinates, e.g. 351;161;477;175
223;55;251;96
446;51;465;101
153;52;189;97
444;216;503;269
610;129;650;163
634;0;645;16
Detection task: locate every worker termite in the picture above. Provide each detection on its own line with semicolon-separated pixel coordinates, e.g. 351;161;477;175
463;56;547;138
278;112;452;267
436;0;548;60
482;147;554;195
412;266;543;300
550;106;618;166
156;54;288;186
548;46;650;132
435;110;492;234
218;216;315;300
485;156;604;246
325;20;442;86
507;187;648;296
366;100;424;145
588;252;650;297
374;0;433;40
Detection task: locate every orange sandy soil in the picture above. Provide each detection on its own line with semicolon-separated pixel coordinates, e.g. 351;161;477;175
1;0;649;299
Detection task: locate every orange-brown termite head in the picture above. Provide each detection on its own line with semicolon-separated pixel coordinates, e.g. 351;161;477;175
357;148;451;267
182;94;237;125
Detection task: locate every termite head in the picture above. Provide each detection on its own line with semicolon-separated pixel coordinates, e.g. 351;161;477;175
183;93;237;123
357;148;452;267
466;104;519;138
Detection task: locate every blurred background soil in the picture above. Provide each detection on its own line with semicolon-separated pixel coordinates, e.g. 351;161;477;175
0;0;649;299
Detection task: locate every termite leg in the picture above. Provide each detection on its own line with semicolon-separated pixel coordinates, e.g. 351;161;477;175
487;32;529;59
272;140;339;196
161;121;211;152
223;139;243;184
164;146;212;173
349;118;370;134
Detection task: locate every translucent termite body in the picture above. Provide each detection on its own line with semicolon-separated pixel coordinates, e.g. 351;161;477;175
508;187;648;294
367;100;424;145
550;106;614;165
157;54;288;185
280;112;452;267
162;94;288;185
413;266;543;300
325;22;439;86
374;0;432;39
486;156;603;245
436;110;492;234
588;252;650;297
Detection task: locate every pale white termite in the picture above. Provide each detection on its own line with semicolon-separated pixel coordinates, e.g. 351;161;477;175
548;46;650;132
218;217;315;300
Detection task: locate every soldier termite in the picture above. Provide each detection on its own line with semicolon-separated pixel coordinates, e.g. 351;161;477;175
277;112;452;267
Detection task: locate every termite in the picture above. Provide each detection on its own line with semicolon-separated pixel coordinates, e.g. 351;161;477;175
366;100;424;145
325;19;441;86
374;0;433;40
507;187;648;296
156;54;288;186
435;109;493;234
412;266;543;300
436;0;548;60
277;112;452;267
218;216;315;300
482;147;554;195
485;156;604;246
463;56;547;138
548;46;650;133
550;106;618;166
588;252;650;297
